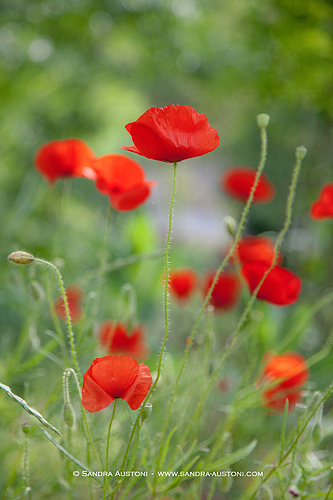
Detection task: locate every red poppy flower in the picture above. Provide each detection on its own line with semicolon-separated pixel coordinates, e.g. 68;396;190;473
82;355;152;412
91;154;156;212
241;262;301;306
221;166;275;203
54;285;83;323
309;183;333;220
230;236;282;266
99;321;150;359
121;104;220;163
35;138;96;183
168;268;198;302
203;270;241;311
260;352;309;412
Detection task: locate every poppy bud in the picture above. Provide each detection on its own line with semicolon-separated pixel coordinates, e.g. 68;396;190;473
62;403;76;428
141;403;152;422
223;215;237;237
295;146;307;161
21;423;30;436
8;251;35;266
256;114;270;129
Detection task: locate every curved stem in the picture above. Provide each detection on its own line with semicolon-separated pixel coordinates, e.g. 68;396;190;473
104;400;118;499
117;162;178;478
34;258;81;379
152;123;269;491
169;147;305;462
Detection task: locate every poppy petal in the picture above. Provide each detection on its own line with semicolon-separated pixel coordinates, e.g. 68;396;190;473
109;181;155;212
90;356;139;398
309;183;333;220
121;363;152;410
82;365;115;412
122;105;220;163
221;166;275;203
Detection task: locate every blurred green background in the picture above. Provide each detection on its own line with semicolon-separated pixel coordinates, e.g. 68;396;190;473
1;1;333;497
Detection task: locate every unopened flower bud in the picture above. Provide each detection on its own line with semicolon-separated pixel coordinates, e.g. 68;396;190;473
8;251;35;266
22;423;30;436
295;146;307;161
62;403;76;428
256;114;270;129
141;403;152;422
223;215;237;237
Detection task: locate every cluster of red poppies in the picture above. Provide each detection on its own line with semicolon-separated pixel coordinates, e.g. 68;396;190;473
167;235;301;310
38;104;330;414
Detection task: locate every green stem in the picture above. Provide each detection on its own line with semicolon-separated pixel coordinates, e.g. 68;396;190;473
34;258;81;379
104;400;118;499
247;380;333;500
167;144;305;468
152;122;269;491
117;162;178;479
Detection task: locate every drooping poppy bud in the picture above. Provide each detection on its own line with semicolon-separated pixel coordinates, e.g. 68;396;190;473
241;262;301;306
82;355;152;412
221;166;275;204
122;104;220;163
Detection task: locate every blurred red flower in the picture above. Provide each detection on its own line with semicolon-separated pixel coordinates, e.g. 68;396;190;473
122;104;220;163
260;352;309;412
35;138;96;183
82;355;152;412
91;154;156;212
230;236;282;266
168;268;198;302
54;285;83;323
221;166;275;203
99;321;150;359
241;262;301;306
203;270;241;311
309;183;333;220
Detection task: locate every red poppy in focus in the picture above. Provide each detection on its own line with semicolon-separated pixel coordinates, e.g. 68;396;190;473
221;166;275;203
260;352;309;412
122;104;220;163
35;139;96;183
309;183;333;220
241;262;301;306
54;285;83;323
230;236;282;266
99;321;150;359
168;268;198;302
203;270;241;311
82;355;152;412
91;154;156;212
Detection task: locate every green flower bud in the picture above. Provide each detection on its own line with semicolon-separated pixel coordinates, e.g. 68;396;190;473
295;146;307;161
8;251;35;266
62;403;76;428
256;114;270;129
223;215;237;237
21;423;30;436
141;403;152;422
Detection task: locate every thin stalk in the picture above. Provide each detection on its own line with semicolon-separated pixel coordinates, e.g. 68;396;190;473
104;400;118;499
34;258;81;379
152;121;269;490
117;162;178;479
168;145;305;465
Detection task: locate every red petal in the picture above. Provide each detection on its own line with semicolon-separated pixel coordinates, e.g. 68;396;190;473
109;181;155;212
122;105;220;163
203;271;241;311
121;363;152;410
35;139;96;183
168;268;198;301
90;355;139;398
221;166;275;203
241;262;301;306
82;362;115;412
231;236;282;266
92;154;146;194
309;183;333;220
